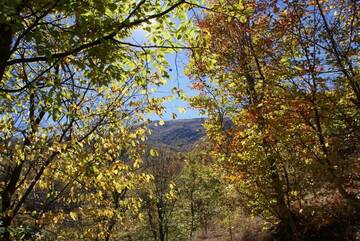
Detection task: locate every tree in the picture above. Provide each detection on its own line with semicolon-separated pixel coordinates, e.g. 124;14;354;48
140;147;183;241
177;144;224;241
187;0;359;240
0;0;195;239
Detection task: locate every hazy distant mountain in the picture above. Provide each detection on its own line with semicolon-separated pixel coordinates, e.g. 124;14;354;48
147;118;206;151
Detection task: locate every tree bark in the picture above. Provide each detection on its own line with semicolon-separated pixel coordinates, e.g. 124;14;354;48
0;23;12;83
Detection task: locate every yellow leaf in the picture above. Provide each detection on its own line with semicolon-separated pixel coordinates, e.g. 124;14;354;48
150;149;157;157
177;107;186;113
69;212;77;221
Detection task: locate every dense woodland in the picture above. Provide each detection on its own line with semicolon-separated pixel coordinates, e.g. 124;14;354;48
0;0;359;240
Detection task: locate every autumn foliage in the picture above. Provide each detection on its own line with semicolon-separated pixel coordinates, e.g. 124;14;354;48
188;0;359;240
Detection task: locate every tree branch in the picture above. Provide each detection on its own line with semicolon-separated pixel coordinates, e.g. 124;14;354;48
5;0;186;66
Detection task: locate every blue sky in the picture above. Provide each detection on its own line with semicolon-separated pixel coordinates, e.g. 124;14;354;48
131;29;202;121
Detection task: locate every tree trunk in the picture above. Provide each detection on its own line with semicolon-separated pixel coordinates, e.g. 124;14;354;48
270;167;302;241
0;23;12;82
0;217;11;241
1;162;24;241
157;200;165;241
228;214;233;241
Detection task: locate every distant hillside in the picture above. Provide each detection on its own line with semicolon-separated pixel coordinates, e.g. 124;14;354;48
147;118;206;151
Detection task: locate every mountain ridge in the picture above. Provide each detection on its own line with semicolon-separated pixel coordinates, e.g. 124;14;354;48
147;118;206;151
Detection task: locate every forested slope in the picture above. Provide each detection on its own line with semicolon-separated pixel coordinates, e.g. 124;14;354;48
147;118;206;151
